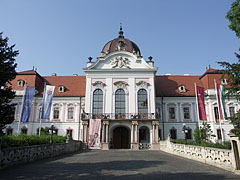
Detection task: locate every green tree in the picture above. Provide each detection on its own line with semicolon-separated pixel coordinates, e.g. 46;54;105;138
200;122;215;141
226;0;240;38
194;124;201;144
217;0;240;138
0;32;18;137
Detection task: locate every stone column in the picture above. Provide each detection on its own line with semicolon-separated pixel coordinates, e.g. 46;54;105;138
152;124;155;143
82;121;88;144
151;121;160;150
131;124;134;143
101;123;105;143
131;121;139;150
229;133;240;170
101;120;109;150
106;123;109;143
155;122;159;142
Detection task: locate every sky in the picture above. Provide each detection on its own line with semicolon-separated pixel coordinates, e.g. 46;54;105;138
1;0;239;76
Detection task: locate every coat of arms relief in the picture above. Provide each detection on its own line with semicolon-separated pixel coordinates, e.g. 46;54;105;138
111;56;130;68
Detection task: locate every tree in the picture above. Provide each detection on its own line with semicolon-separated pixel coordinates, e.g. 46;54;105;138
226;0;240;39
194;124;201;144
0;32;18;136
217;0;240;138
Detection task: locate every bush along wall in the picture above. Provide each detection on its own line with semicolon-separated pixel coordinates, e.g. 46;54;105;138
1;134;66;149
171;139;232;150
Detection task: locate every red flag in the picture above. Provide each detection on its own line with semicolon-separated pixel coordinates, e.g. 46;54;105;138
196;86;207;121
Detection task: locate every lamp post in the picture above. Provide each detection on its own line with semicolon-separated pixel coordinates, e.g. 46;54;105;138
182;123;188;145
49;123;55;144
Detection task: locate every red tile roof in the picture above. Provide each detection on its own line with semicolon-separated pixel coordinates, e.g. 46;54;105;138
43;76;86;96
155;75;202;97
10;69;225;97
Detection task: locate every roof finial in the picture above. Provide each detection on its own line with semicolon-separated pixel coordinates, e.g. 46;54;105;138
119;23;124;38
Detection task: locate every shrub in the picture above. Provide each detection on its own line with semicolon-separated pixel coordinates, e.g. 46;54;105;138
171;139;231;150
1;134;66;149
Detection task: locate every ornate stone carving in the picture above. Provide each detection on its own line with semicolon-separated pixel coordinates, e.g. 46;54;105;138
92;81;106;89
111;56;130;68
113;81;128;89
136;81;150;88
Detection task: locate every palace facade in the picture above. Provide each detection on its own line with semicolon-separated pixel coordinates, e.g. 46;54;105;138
6;28;239;150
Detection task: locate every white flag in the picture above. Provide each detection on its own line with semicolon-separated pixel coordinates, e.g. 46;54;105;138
41;85;55;120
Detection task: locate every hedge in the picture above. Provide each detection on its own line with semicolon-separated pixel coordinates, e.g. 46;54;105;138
171;139;232;150
1;134;67;149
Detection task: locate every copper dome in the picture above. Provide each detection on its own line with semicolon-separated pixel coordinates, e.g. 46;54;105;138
100;27;141;57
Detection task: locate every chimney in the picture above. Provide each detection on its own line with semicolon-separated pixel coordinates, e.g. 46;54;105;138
73;74;78;76
51;73;57;76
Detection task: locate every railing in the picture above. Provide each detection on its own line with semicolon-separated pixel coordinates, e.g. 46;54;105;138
81;113;159;120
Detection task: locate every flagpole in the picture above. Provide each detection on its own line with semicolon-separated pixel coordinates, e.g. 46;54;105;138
214;79;224;142
39;82;46;136
17;84;27;135
194;83;201;129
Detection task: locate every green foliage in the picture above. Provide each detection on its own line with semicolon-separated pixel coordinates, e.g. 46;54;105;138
226;0;240;38
172;139;231;150
1;134;66;149
200;122;215;141
230;110;240;138
194;124;201;144
0;32;18;135
218;53;240;138
218;54;240;101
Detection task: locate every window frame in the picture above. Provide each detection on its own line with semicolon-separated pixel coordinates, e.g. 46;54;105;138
92;89;103;115
137;89;148;115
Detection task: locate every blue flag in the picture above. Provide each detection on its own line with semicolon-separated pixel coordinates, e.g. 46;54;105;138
41;85;55;120
20;86;35;122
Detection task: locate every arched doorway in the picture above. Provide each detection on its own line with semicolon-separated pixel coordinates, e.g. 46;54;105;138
139;126;150;149
113;127;130;149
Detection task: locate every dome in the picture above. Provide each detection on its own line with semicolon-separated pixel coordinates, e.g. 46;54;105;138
100;26;141;57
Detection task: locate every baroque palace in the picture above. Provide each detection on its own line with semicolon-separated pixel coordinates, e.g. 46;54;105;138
6;27;239;150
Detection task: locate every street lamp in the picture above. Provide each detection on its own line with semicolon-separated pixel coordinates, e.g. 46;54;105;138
182;123;188;145
49;123;55;144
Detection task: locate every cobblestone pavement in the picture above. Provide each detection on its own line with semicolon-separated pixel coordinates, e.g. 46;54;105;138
0;150;239;180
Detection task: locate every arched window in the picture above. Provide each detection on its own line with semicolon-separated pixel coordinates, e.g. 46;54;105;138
138;89;148;114
92;89;103;115
115;89;125;116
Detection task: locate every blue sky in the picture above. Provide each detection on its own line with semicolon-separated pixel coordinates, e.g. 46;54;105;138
1;0;239;76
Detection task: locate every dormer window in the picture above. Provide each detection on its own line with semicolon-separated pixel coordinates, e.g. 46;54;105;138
221;78;227;85
58;86;65;93
179;85;186;93
18;80;25;87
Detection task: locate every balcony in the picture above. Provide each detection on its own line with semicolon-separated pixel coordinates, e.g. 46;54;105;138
81;113;159;120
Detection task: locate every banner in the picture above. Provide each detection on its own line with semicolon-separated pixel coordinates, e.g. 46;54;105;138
41;85;55;120
88;119;101;149
216;84;227;120
20;86;35;122
196;86;207;121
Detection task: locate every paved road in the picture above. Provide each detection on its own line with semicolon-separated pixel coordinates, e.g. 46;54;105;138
0;150;239;180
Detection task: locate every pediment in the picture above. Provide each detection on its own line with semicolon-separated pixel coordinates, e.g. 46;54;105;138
84;51;156;71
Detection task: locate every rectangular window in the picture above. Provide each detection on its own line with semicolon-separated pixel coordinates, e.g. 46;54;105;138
170;129;177;139
186;129;192;139
229;107;235;118
54;107;59;119
183;107;190;119
217;129;222;140
68;107;74;119
169;107;175;119
214;107;219;123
